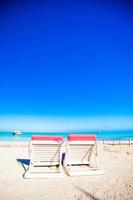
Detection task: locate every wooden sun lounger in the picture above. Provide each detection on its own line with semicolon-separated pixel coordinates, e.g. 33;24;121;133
64;134;104;176
24;136;64;178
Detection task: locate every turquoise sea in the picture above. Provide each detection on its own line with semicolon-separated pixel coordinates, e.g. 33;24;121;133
0;130;133;141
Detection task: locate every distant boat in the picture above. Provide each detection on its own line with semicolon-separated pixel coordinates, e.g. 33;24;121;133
13;130;22;136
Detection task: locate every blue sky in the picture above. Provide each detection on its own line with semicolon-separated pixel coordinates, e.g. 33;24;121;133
0;0;133;131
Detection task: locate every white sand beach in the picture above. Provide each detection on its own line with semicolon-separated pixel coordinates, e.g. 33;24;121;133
0;143;133;200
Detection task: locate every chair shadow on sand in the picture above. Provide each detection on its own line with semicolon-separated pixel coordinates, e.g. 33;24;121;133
17;159;30;176
73;185;101;200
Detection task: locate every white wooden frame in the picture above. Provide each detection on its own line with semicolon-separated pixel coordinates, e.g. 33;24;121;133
24;140;63;178
64;140;104;176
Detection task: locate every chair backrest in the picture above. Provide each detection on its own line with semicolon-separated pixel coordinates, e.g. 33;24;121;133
66;134;96;165
30;136;63;166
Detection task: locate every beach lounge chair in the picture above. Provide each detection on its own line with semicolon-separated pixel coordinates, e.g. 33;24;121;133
24;136;64;178
64;134;104;176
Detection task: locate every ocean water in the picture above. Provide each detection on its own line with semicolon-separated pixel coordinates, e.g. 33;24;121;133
0;130;133;141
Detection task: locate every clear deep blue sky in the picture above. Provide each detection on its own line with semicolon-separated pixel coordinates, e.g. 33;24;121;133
0;0;133;131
